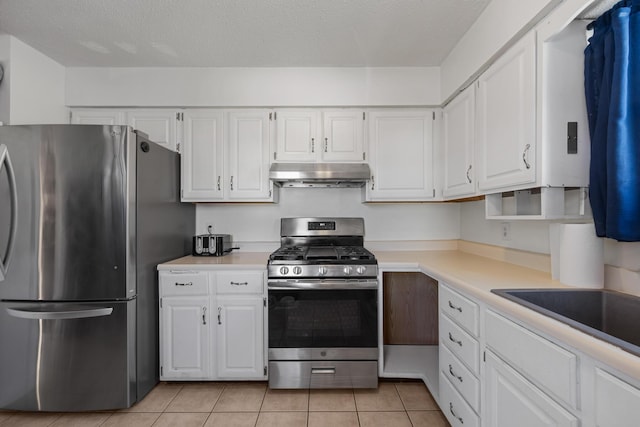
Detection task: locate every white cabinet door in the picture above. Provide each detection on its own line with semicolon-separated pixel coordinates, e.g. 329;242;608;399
216;296;265;379
274;110;320;162
227;110;273;201
70;109;126;125
594;368;640;427
127;109;179;152
321;110;365;162
181;110;224;201
484;350;578;427
443;85;475;198
160;296;211;380
367;110;434;201
477;32;536;192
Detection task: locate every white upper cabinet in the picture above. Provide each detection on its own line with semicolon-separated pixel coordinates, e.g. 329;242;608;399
71;109;126;125
71;108;180;151
476;31;536;192
181;110;225;201
227;110;273;201
127;109;180;152
273;110;320;162
273;109;365;163
366;110;435;201
321;110;365;162
443;85;475;198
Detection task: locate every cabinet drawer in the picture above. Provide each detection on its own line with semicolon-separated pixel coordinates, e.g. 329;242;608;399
440;313;480;375
216;271;264;294
440;372;480;427
159;272;209;296
439;283;479;336
595;368;640;427
485;310;578;408
440;344;480;411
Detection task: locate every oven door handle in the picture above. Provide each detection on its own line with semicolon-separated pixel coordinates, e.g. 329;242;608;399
268;279;378;290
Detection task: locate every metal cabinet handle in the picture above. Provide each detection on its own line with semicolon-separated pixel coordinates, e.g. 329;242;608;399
466;165;472;183
448;300;462;313
448;332;463;347
0;144;17;282
175;282;193;286
449;402;464;424
217;175;221;191
202;307;207;325
230;281;248;286
371;175;375;190
522;143;531;169
230;176;234;191
7;306;113;320
311;138;315;153
217;307;222;325
324;137;328;152
449;364;463;383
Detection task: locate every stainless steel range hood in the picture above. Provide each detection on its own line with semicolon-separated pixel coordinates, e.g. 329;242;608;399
269;163;371;188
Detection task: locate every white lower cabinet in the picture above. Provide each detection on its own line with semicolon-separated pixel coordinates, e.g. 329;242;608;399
159;271;211;380
484;350;578;427
160;296;211;380
594;368;640;427
159;269;267;381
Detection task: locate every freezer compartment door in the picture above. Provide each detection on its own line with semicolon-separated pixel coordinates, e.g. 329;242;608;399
0;300;136;411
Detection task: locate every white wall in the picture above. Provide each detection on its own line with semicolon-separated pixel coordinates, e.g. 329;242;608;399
65;67;441;107
197;188;460;248
7;36;67;124
460;200;640;296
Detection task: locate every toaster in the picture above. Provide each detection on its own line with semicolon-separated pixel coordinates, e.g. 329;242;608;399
192;234;233;256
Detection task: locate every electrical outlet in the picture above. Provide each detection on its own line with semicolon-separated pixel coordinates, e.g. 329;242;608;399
501;222;511;241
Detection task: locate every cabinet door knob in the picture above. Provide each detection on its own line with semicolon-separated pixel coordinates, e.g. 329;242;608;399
371;175;375;191
466;165;472;183
311;138;315;153
522;144;531;169
230;176;234;191
217;176;221;191
217;307;222;325
202;306;207;325
324;137;328;152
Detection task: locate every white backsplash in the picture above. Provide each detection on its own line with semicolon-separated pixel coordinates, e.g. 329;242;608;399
196;187;461;246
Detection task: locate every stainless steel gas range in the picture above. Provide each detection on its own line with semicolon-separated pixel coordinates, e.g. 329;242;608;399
267;217;378;389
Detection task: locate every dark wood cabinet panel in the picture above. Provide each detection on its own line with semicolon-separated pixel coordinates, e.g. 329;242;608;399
383;272;439;345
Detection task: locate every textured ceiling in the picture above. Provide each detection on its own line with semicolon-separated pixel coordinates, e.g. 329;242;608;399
0;0;490;67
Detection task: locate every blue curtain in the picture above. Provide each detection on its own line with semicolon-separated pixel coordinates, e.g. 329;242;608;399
585;0;640;241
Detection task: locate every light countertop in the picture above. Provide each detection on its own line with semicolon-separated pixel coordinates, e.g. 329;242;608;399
158;249;640;381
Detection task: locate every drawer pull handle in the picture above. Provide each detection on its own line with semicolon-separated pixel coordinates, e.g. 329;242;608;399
217;307;222;325
230;281;248;286
449;402;464;424
311;367;336;375
448;364;463;383
202;307;207;325
522;143;531;169
448;300;462;312
448;332;463;347
175;282;193;286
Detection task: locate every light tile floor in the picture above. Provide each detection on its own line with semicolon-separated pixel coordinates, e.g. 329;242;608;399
0;380;450;427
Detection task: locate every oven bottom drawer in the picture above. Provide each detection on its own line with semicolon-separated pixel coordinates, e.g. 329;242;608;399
269;361;378;389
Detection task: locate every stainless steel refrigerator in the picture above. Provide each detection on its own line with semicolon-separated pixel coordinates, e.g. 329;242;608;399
0;125;194;411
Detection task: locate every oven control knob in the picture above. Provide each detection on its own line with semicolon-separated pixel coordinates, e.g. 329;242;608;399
356;266;366;275
293;266;302;275
343;266;353;275
318;266;328;276
279;267;289;275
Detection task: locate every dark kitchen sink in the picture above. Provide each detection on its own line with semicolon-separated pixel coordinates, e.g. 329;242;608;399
491;288;640;357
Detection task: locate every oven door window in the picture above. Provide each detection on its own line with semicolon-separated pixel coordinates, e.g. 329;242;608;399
268;289;377;348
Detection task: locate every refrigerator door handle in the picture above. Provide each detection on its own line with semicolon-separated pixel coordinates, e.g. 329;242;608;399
7;306;114;320
0;144;18;282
